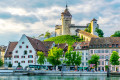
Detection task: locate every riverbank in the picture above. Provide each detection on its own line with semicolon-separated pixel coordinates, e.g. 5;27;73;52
0;70;107;76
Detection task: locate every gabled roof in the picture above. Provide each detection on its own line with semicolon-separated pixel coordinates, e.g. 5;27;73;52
72;41;90;50
91;18;97;21
26;36;48;52
55;43;68;50
79;30;98;38
4;42;18;58
90;37;120;45
43;41;55;50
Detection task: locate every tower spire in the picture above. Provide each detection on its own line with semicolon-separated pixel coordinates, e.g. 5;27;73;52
66;1;68;9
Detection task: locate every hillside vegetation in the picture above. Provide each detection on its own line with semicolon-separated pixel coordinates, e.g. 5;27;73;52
44;35;83;46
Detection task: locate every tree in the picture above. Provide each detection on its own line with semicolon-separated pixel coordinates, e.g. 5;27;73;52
8;63;12;67
88;54;99;70
0;59;3;67
111;31;120;37
84;23;91;33
110;51;119;67
95;28;104;37
37;51;45;65
47;47;63;70
44;31;51;38
64;46;82;70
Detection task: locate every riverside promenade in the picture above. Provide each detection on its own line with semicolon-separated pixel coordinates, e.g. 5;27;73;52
0;70;107;76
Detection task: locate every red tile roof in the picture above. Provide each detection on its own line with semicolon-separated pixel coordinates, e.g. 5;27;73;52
4;42;18;58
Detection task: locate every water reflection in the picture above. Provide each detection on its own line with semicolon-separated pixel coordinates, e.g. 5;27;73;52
0;76;120;80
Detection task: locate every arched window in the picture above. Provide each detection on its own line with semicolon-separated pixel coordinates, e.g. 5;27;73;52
24;50;27;55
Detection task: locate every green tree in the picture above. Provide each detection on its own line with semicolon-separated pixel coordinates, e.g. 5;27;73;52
84;23;91;33
111;31;120;37
47;47;63;70
110;51;119;67
44;31;51;38
37;51;45;65
64;46;82;69
0;59;3;67
95;28;104;37
88;54;99;69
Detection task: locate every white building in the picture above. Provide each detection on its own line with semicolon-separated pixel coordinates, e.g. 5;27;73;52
72;41;90;70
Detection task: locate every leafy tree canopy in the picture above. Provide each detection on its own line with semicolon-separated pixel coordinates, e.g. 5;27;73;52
88;54;99;68
0;59;3;67
37;51;45;65
110;51;119;66
47;47;63;67
111;31;120;37
84;23;91;33
44;31;51;38
64;46;82;66
95;28;104;37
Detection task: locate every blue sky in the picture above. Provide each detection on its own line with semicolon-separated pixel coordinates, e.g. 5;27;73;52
0;0;120;45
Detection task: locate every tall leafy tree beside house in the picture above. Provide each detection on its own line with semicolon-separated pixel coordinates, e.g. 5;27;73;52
64;46;82;69
37;51;45;65
0;59;3;67
44;31;51;38
95;28;104;37
47;47;63;70
110;51;119;70
88;54;99;70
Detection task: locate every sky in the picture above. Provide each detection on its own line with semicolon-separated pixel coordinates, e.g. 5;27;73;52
0;0;120;46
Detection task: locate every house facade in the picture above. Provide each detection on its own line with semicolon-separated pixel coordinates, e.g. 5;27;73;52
89;37;120;71
72;41;90;70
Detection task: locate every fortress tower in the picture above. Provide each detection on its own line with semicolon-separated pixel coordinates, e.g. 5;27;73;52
61;5;72;35
91;18;98;36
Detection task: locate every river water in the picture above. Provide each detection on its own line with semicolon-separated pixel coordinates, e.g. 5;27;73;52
0;76;119;80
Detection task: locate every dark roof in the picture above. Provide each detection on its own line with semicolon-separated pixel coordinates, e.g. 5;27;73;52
56;43;68;50
90;37;120;45
72;41;90;50
69;26;88;28
4;42;18;58
89;37;120;48
92;18;97;21
61;8;72;16
43;41;54;50
26;36;48;52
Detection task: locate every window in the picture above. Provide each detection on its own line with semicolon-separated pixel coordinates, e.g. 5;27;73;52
86;53;88;55
116;44;118;48
82;53;84;55
102;61;104;65
19;46;22;48
28;55;33;58
82;63;84;66
105;55;109;59
102;55;104;59
112;44;115;47
9;52;12;55
24;50;27;55
102;50;104;53
82;57;84;60
26;46;28;48
14;55;19;58
28;60;33;63
9;57;11;60
15;50;18;53
21;61;25;63
98;61;100;65
105;50;109;53
91;50;93;53
14;61;18;63
86;57;88;60
29;50;32;53
86;63;88;66
21;56;25;58
22;42;24;44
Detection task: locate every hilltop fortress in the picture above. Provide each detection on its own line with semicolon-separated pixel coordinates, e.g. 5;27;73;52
55;5;99;41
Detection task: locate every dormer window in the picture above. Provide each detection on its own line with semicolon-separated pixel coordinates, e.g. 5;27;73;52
16;50;18;53
19;46;22;48
22;42;24;44
26;46;28;48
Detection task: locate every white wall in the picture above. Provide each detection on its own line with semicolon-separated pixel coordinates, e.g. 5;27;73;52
12;34;36;68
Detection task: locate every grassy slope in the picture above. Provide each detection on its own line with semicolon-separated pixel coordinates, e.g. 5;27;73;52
44;35;83;46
